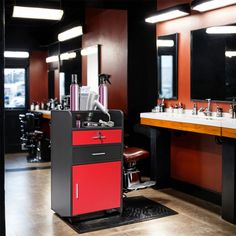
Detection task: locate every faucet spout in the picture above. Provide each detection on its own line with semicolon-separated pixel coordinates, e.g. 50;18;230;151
204;98;212;116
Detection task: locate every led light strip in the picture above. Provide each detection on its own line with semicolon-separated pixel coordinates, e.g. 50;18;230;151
192;0;236;12
13;6;64;20
4;51;29;58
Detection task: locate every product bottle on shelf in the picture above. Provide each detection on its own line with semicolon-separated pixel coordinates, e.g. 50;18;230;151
98;74;111;110
70;74;79;111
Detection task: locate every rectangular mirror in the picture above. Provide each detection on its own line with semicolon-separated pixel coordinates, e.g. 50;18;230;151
191;24;236;102
81;45;101;93
157;33;178;100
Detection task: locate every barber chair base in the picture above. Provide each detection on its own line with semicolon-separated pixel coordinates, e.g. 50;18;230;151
124;170;156;191
127;181;156;191
27;155;43;163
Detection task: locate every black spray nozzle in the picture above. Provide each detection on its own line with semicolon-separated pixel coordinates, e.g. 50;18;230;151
99;74;111;84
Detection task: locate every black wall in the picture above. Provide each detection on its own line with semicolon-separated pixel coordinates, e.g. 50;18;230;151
126;0;157;152
127;1;157;124
0;0;6;234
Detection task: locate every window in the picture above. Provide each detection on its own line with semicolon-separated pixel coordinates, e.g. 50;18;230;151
4;68;26;108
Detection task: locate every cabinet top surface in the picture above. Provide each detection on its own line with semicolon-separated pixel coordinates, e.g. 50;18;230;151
140;112;236;138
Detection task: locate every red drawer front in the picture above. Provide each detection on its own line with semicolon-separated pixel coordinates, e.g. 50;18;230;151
72;129;122;146
72;161;121;215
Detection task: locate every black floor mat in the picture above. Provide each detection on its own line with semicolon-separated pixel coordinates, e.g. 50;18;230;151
62;196;177;234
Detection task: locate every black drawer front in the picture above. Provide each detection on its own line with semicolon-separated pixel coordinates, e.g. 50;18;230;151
72;144;122;165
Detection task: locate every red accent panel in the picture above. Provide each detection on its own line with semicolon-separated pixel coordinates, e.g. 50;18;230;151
72;129;122;146
82;9;127;114
29;51;48;105
72;161;121;216
157;1;236;192
171;133;222;192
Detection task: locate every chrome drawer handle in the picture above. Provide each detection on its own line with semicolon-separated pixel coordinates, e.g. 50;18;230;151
76;184;79;199
92;135;106;139
92;132;106;140
91;152;106;156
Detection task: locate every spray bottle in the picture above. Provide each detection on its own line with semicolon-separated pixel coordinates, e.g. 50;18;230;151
70;74;79;111
98;74;111;109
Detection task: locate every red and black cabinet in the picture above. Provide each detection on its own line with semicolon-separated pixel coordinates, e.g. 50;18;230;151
51;110;123;217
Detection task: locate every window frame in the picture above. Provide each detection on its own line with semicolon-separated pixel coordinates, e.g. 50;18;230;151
4;63;29;111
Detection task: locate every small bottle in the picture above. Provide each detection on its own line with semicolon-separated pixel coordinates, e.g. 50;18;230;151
75;114;81;128
216;106;223;117
169;104;173;113
174;104;178;114
35;102;39;110
178;102;184;114
30;102;35;111
70;74;79;111
233;105;236;119
98;74;111;110
229;104;234;118
192;103;198;115
160;99;165;112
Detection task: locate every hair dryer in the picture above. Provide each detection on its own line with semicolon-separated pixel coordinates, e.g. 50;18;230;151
86;91;111;121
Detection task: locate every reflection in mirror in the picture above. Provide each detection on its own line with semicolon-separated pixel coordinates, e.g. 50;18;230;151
157;33;178;99
59;48;81;97
191;24;236;102
81;45;101;93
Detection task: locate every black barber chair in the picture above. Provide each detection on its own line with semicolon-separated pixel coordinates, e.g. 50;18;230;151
19;112;46;163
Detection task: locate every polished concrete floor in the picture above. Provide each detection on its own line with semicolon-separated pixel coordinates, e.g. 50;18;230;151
5;153;51;170
5;163;236;235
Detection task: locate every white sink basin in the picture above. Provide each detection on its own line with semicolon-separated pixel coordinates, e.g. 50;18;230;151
140;111;236;128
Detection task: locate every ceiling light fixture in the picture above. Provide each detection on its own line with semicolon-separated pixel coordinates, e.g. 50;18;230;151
58;26;83;42
12;6;64;20
145;4;190;23
46;55;59;63
60;52;77;61
4;51;29;58
157;39;174;47
191;0;236;12
206;26;236;34
225;51;236;58
81;45;98;56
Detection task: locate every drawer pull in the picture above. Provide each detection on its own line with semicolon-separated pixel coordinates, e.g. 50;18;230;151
92;132;106;140
92;135;106;140
76;184;79;199
92;152;106;156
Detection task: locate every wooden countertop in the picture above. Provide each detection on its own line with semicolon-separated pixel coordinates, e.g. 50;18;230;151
31;110;51;119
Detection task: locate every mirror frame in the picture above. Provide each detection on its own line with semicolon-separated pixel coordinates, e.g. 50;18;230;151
157;33;178;100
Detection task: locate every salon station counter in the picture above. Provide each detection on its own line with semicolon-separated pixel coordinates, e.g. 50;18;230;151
140;111;236;224
31;109;51;119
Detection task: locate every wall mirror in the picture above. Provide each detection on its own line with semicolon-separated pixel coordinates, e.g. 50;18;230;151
191;24;236;102
157;33;178;99
81;44;101;94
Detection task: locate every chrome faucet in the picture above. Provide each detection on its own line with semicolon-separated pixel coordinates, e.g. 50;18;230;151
204;98;212;116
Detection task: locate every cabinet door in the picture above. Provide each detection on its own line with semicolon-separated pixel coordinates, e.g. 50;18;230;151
72;161;121;216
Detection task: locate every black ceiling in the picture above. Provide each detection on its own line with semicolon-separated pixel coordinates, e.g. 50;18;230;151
4;0;156;50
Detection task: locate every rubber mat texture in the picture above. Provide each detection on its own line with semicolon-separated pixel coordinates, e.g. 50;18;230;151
62;196;178;233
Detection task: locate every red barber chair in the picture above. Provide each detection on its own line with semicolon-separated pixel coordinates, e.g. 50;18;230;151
123;146;156;191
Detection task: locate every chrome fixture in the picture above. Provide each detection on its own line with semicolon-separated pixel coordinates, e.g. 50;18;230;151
198;99;212;116
204;98;212;116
